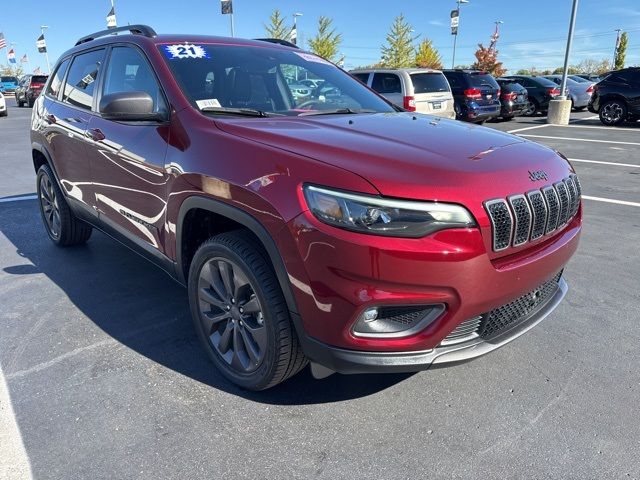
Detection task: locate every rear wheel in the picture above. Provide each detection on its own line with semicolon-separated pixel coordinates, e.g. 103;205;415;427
28;97;34;108
599;99;627;126
188;231;307;390
36;164;92;246
17;97;23;107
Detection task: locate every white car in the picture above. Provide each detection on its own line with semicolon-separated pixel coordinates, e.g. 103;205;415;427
0;91;7;117
350;68;456;119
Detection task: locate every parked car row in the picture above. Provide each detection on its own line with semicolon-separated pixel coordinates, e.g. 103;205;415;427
348;67;594;123
15;74;49;107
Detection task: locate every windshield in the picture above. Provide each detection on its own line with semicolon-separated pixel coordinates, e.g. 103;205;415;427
1;76;18;83
410;73;450;93
158;43;395;116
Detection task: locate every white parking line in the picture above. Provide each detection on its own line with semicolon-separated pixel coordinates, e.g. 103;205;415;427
0;195;37;204
507;124;550;134
583;196;640;208
570;115;599;122
0;365;33;480
569;158;640;168
556;124;639;132
520;134;640;146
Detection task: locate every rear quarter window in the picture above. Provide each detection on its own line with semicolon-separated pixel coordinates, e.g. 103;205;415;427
351;73;370;84
410;73;450;94
47;59;70;98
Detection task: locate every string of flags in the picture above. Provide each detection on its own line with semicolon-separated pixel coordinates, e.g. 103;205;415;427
0;29;46;74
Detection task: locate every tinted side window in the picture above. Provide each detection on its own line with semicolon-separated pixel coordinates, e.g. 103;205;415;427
102;46;167;114
48;60;70;98
352;73;370;84
62;49;105;110
371;73;401;94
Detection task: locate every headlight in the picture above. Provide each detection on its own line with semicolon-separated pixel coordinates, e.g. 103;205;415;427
303;185;476;238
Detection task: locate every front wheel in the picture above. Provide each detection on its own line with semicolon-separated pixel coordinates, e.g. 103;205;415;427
36;164;92;246
188;231;307;390
523;100;537;116
599;100;627;126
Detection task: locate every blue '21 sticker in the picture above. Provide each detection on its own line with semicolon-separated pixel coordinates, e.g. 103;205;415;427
164;44;209;60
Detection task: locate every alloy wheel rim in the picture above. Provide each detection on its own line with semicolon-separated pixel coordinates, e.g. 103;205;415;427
197;257;267;374
602;103;623;123
39;175;60;239
525;101;535;116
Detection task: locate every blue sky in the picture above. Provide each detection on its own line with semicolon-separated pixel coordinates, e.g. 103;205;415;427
1;0;638;74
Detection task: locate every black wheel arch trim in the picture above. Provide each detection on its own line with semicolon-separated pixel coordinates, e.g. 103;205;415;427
176;196;300;316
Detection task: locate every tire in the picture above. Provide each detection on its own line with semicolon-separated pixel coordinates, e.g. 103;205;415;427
453;102;462;120
188;231;307;390
523;99;538;116
36;164;93;246
17;98;23;107
574;106;586;111
28;97;34;108
599;99;627;126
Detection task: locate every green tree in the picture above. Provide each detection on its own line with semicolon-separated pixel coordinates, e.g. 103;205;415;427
414;39;442;69
0;64;24;76
614;31;628;70
552;66;580;75
307;16;342;63
380;14;417;68
264;9;291;40
471;44;506;77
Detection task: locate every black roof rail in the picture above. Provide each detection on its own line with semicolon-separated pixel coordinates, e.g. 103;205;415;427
254;38;299;49
75;24;157;46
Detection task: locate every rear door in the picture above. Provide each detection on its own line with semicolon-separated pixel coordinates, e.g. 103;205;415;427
43;49;105;209
409;72;454;116
87;44;171;252
370;72;403;107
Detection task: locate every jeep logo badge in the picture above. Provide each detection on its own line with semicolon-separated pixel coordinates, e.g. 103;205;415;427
528;170;549;181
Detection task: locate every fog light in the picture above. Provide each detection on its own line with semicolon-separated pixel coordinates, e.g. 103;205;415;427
362;308;379;323
352;304;446;338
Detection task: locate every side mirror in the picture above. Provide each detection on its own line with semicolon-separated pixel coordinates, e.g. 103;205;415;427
99;91;164;121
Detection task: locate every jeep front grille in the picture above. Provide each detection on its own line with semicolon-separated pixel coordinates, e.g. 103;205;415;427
484;175;581;252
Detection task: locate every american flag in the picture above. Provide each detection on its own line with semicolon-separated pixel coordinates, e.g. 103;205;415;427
34;67;42;75
20;54;28;64
0;32;7;50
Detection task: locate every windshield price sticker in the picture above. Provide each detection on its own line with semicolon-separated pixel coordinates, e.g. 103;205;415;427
294;52;331;65
164;44;209;60
196;99;222;109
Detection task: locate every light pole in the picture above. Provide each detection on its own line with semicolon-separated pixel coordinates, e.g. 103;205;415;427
292;12;303;46
547;0;579;125
451;0;469;69
40;25;51;74
613;28;621;67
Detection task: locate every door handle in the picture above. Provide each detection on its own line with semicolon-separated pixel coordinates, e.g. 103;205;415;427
86;128;105;141
45;114;56;124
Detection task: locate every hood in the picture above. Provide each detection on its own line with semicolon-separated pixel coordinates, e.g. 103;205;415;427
214;112;573;205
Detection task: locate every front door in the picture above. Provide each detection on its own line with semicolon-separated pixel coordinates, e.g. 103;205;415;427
86;45;171;253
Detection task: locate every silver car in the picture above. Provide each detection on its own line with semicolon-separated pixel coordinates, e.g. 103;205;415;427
350;68;456;119
543;75;593;110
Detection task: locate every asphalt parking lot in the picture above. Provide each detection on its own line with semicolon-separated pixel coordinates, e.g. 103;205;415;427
1;97;639;479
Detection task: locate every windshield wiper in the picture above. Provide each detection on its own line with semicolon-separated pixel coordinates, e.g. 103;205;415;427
200;107;270;117
299;108;376;117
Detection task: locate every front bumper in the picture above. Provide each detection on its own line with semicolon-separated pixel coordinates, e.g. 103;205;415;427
302;278;568;374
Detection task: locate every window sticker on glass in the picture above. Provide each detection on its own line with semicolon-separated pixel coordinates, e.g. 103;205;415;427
196;98;222;109
293;52;331;65
163;44;209;60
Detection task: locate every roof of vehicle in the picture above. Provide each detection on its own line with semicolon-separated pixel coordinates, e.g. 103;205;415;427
442;69;490;74
349;68;444;74
62;24;302;60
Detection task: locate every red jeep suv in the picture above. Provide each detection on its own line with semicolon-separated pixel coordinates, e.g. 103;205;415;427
30;26;582;390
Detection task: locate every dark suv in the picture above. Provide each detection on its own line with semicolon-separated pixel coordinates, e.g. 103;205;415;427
15;74;49;107
588;68;640;125
495;78;528;119
31;26;582;390
441;69;501;123
504;75;561;116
